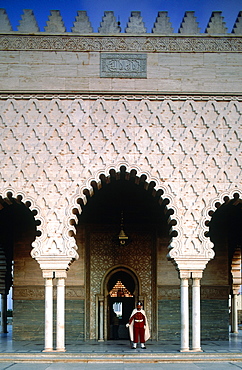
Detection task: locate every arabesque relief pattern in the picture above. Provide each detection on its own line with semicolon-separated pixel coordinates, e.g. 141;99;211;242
89;232;153;339
0;96;241;260
1;35;242;53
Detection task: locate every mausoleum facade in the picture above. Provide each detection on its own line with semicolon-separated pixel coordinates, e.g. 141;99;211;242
0;9;242;352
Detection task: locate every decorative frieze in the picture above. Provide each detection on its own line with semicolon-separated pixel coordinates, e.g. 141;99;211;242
157;286;180;299
13;286;45;300
201;286;230;299
13;285;85;299
158;285;230;300
0;92;241;101
0;34;242;53
65;286;85;299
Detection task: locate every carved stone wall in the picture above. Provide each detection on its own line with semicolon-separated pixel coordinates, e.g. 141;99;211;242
0;24;241;343
0;95;241;262
0;20;241;344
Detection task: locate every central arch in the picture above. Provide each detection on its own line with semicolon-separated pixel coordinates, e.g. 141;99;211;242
71;165;180;341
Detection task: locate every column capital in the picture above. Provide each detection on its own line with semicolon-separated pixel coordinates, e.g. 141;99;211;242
175;257;210;273
232;285;240;295
36;256;72;272
43;270;54;279
179;271;191;279
178;268;204;280
55;270;67;279
192;271;203;279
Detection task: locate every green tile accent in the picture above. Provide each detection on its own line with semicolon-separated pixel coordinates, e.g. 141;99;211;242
13;299;85;341
13;300;44;341
201;299;229;340
158;300;180;341
65;300;85;341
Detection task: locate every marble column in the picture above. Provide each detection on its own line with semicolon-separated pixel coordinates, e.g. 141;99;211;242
192;276;202;351
99;297;104;342
230;248;241;334
56;271;67;352
43;275;54;352
180;275;190;352
231;293;238;334
1;293;8;333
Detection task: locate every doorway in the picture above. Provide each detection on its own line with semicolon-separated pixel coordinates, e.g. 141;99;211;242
106;269;137;340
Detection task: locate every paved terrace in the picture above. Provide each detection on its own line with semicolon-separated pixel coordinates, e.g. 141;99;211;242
0;327;242;364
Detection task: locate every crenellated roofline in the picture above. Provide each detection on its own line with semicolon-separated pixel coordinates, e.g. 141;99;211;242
0;9;242;35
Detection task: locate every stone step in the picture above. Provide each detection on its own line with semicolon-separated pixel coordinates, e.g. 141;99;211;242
0;352;242;363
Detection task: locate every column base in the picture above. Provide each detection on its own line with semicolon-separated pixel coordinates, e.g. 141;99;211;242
180;348;190;352
56;348;66;352
42;348;54;352
190;348;203;352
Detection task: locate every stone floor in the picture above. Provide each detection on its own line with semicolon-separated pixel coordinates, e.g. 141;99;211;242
0;362;242;370
0;326;242;368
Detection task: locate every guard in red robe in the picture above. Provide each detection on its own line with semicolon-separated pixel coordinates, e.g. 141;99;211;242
126;302;150;349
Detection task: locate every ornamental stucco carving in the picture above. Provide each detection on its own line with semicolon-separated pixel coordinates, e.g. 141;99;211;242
88;231;153;339
0;35;242;53
0;95;242;267
201;188;242;241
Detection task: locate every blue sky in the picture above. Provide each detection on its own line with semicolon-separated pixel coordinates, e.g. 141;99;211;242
0;0;241;32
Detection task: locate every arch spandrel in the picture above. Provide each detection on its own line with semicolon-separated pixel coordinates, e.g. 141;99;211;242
0;187;79;270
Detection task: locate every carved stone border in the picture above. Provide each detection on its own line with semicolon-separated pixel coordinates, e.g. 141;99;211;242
0;92;242;101
0;34;242;52
200;188;242;243
13;285;85;300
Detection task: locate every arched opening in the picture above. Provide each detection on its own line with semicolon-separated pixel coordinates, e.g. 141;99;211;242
73;166;178;341
105;268;137;340
204;193;242;339
0;192;40;339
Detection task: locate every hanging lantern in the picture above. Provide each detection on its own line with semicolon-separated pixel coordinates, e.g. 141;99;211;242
117;211;129;246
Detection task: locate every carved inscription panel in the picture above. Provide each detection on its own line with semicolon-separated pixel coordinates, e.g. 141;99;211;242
100;53;147;78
